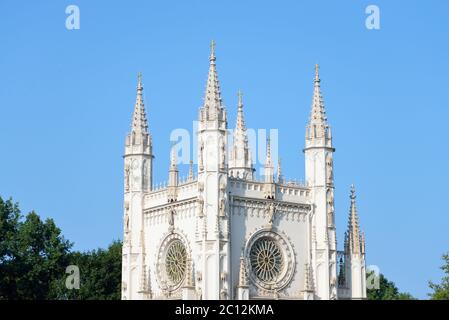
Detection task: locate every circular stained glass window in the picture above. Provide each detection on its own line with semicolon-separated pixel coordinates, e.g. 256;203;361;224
249;237;283;283
165;240;187;285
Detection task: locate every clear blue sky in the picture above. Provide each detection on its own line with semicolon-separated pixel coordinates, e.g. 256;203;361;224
0;1;448;299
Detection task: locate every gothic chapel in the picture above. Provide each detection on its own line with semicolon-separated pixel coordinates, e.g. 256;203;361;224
121;42;367;300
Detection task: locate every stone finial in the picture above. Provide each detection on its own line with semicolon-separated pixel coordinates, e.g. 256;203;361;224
238;256;249;287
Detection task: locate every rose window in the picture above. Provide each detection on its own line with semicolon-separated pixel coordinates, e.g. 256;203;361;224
165;240;187;285
249;237;283;283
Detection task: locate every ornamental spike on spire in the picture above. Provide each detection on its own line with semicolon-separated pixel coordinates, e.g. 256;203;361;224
200;40;225;122
236;90;246;131
309;64;328;126
170;143;178;171
277;157;284;184
264;136;274;183
131;72;149;135
347;184;362;255
305;64;333;146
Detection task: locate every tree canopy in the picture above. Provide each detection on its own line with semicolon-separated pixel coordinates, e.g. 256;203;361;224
367;272;415;300
428;253;449;300
0;196;121;300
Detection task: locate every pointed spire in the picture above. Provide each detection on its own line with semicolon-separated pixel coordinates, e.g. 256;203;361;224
347;184;362;255
200;40;224;122
264;136;274;183
236;90;246;131
131;72;149;135
210;40;216;62
168;143;179;188
229;90;254;180
277;157;284;184
170;143;177;171
188;160;194;181
305;64;332;144
266;136;272;166
310;64;327;124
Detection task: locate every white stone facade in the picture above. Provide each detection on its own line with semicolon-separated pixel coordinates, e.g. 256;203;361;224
121;44;367;300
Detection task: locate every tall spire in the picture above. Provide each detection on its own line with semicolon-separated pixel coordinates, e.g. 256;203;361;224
264;137;274;183
229;90;254;180
168;143;179;187
200;40;225;122
346;184;362;255
277;157;284;184
236;90;245;131
131;72;149;135
305;64;332;143
310;64;327;125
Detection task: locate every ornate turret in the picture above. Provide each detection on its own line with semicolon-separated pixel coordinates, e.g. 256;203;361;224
345;185;362;255
263;137;276;199
344;184;367;299
167;144;179;202
228;90;254;179
304;65;336;300
277;158;284;184
264;137;274;183
199;40;226;124
196;42;230;300
305;64;332;149
122;73;154;300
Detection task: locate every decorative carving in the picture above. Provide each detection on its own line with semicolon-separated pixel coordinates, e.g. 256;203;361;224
266;201;276;227
199;141;204;171
197;194;204;218
326;153;333;184
326;189;335;227
220;139;226;170
167;207;175;232
124;165;130;192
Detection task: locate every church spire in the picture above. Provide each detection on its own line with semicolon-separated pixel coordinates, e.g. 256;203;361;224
236;90;245;131
310;64;327;126
305;65;332;144
346;185;362;255
200;40;225;122
131;72;149;135
264;137;274;182
168;144;179;187
277;157;284;184
229;90;254;180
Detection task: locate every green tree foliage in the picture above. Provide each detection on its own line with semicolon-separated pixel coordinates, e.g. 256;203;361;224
0;197;72;299
0;196;122;300
50;240;122;300
428;253;449;300
367;272;416;300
